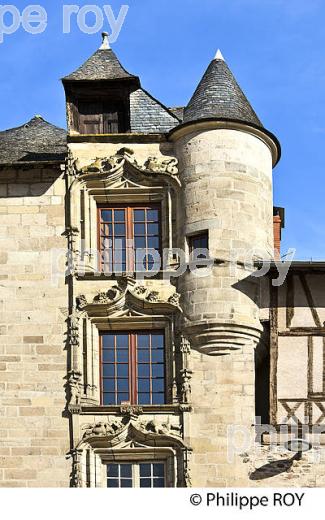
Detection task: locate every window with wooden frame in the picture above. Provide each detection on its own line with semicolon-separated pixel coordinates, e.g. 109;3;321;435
78;100;128;134
106;461;166;488
100;331;165;406
98;205;161;274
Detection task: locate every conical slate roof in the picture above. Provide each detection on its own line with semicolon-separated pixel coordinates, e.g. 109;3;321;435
184;50;262;127
63;33;139;83
0;116;67;164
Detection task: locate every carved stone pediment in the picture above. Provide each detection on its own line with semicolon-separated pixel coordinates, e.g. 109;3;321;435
76;277;182;317
79;416;185;450
73;148;181;188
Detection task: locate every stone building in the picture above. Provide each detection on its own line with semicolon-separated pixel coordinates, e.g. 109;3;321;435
1;34;325;487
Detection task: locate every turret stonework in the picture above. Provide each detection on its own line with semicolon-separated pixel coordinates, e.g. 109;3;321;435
1;39;325;488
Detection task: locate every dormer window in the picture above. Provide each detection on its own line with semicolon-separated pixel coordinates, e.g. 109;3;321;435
78;100;128;134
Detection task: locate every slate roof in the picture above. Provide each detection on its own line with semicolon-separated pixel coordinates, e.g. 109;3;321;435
184;53;262;127
169;107;185;122
0;116;67;164
63;48;139;83
130;89;180;133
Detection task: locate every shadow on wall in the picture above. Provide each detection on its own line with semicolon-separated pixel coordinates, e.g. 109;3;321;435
0;167;62;198
249;454;300;480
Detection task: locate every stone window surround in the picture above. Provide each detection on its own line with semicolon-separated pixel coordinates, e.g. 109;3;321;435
72;311;178;409
70;184;175;276
79;446;177;488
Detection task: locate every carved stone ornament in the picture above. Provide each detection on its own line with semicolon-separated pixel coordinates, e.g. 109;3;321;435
76;294;88;310
68;311;80;347
75;278;182;316
74;148;179;179
142;156;178;175
168;293;181;307
82;420;124;438
138;419;182;438
180;369;193;405
120;404;143;420
81;416;183;443
70;449;83;488
68;370;82;411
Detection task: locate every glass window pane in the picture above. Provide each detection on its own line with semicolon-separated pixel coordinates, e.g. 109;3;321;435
107;479;119;487
102;349;115;363
151;350;164;363
137;350;150;363
153;478;165;488
117;349;128;363
102;335;114;349
114;223;126;236
147;209;159;221
134;223;146;235
101;210;112;222
153;463;164;477
103;379;115;392
147;237;159;249
138;379;150;393
139;463;151;477
117;379;129;392
137;334;150;349
121;479;132;488
140;478;152;488
151;334;164;349
152;364;164;378
113;238;126;250
135;237;146;248
148;223;159;235
133;209;145;222
138;364;150;377
116;334;129;348
103;393;116;405
152;379;164;393
152;393;165;405
117;392;129;403
117;365;128;378
120;464;132;478
107;464;118;477
102;364;115;378
114;210;125;222
138;393;151;405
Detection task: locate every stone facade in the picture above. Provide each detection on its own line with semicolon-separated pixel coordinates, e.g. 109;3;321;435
0;166;70;487
1;41;324;488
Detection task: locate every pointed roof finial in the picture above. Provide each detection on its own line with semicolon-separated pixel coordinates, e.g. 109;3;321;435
214;49;224;61
100;32;110;50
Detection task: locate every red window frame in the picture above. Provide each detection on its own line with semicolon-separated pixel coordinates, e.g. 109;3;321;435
100;331;166;406
98;204;162;273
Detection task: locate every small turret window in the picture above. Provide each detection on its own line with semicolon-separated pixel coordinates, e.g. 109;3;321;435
188;231;209;268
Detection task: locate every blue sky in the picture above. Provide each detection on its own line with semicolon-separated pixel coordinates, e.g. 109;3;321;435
1;0;325;259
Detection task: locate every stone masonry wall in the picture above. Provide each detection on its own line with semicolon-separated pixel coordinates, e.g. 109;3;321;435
0;167;70;487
